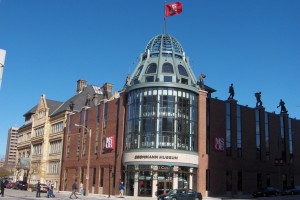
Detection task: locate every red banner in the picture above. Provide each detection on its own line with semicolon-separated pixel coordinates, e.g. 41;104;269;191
213;136;225;152
165;2;182;17
105;135;115;150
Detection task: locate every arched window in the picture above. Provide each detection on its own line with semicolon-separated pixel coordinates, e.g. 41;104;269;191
162;63;174;73
145;63;157;74
178;65;188;77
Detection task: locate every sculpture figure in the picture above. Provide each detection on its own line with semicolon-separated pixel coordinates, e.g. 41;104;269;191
69;101;75;111
228;83;234;99
199;73;206;90
85;93;91;106
255;92;263;107
277;99;288;113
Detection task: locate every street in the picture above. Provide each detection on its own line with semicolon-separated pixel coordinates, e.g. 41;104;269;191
1;188;300;200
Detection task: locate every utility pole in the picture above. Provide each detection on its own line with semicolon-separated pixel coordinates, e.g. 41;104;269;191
109;164;112;198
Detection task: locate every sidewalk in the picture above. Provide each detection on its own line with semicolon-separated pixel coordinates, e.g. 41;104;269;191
57;191;224;199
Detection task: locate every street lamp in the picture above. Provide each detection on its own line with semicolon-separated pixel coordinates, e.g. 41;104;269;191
75;124;91;196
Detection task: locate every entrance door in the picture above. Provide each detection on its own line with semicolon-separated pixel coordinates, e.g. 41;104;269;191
157;180;173;196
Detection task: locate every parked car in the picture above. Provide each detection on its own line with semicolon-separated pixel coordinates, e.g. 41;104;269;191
252;187;281;197
31;183;49;193
13;181;28;190
282;185;300;195
158;189;202;200
5;182;14;189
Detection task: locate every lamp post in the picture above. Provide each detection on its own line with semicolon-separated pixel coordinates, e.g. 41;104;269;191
75;124;91;196
168;164;173;193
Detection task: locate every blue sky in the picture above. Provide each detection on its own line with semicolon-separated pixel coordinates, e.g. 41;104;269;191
0;0;299;158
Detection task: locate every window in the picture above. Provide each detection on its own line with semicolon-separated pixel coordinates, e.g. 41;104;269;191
255;110;261;159
178;65;188;76
145;63;157;74
265;113;270;160
226;103;231;156
181;78;188;84
100;167;104;187
226;171;232;191
51;121;64;134
164;76;172;82
34;126;44;137
102;102;108;152
48;160;60;174
280;116;286;162
50;140;62;154
162;63;174;73
238;171;242;191
237;105;242;157
145;76;154;82
288;119;293;163
33;144;42;155
66;137;70;158
125;87;198;151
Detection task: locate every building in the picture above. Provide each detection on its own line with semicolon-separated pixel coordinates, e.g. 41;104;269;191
4;127;19;171
16;80;111;190
61;34;300;198
61;90;125;195
16;95;63;184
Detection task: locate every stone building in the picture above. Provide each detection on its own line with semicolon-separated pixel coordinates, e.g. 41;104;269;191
16;80;111;190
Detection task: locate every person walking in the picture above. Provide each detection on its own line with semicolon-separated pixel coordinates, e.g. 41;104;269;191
79;182;83;195
0;179;5;197
69;180;78;199
47;180;54;198
36;180;41;198
119;182;125;197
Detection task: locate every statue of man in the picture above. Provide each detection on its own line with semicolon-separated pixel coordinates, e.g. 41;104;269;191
228;83;234;99
199;73;206;90
255;92;262;107
277;99;288;113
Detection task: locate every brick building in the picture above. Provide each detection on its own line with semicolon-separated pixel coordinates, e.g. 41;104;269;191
60;34;300;198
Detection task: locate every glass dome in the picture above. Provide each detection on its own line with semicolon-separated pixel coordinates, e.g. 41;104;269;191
145;34;184;54
126;34;199;93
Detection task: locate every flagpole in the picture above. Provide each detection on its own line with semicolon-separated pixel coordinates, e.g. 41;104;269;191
164;0;166;34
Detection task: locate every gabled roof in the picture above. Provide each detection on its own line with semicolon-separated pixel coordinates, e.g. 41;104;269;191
50;85;112;117
23;99;63;117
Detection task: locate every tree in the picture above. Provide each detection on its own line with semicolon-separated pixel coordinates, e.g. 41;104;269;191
0;167;11;178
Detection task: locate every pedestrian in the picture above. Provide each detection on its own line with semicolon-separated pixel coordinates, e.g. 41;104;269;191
0;179;5;197
119;182;125;197
47;181;54;198
36;180;41;198
80;182;83;195
69;180;78;199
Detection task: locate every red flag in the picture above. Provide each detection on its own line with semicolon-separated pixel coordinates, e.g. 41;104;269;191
165;2;182;17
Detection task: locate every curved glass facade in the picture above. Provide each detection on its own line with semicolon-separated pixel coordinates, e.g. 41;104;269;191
126;87;198;152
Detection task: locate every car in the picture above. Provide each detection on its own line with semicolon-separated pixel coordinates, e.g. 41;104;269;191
252;187;281;197
13;181;28;190
5;182;14;189
282;185;300;195
31;183;49;193
157;188;202;200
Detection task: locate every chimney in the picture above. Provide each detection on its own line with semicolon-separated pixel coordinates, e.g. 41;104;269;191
76;80;87;94
102;83;113;99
